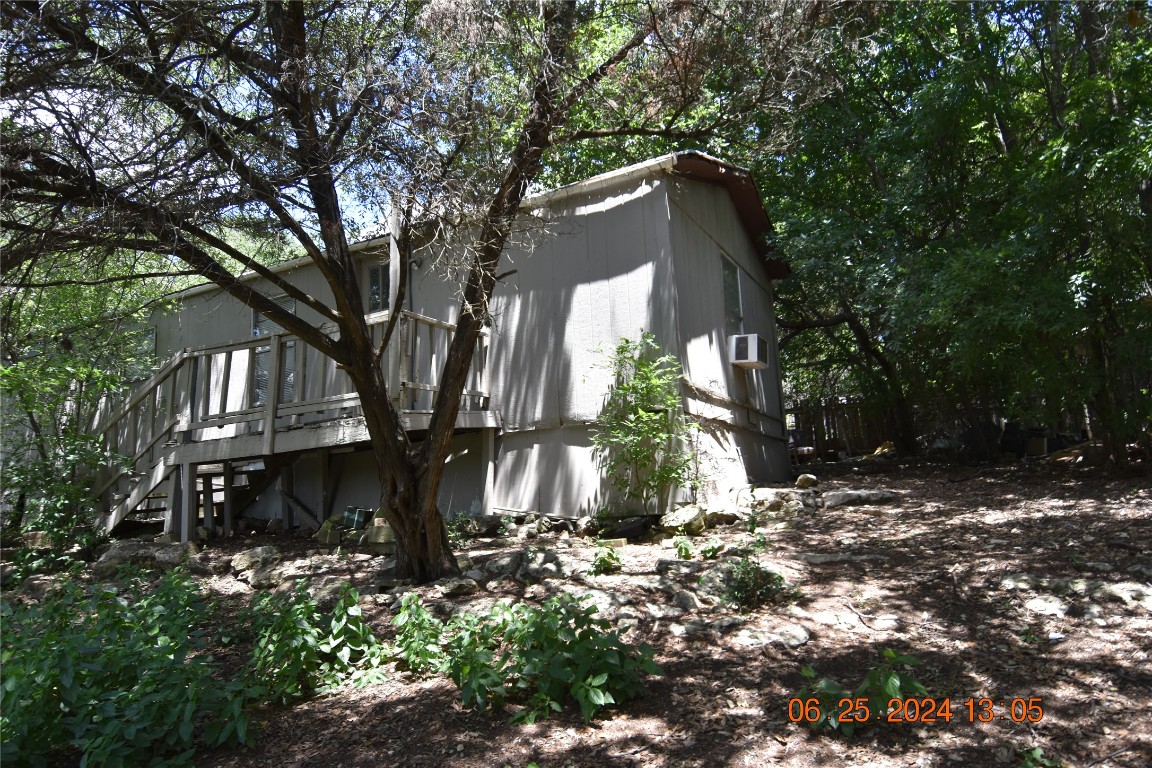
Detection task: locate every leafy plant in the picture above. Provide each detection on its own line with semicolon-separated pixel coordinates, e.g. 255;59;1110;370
0;569;249;767
591;333;696;515
246;581;387;703
447;513;476;548
723;558;793;611
392;592;447;673
672;531;694;560
796;648;929;736
699;538;724;560
751;532;769;552
393;594;661;723
1019;746;1061;768
589;540;623;575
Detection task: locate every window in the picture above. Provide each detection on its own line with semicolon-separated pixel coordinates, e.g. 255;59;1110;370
722;256;743;336
367;263;389;312
252;296;295;406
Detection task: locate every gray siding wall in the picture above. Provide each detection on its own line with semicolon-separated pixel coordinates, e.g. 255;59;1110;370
487;178;676;517
666;178;789;491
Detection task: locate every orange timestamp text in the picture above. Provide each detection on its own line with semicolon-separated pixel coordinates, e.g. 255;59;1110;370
787;696;1045;725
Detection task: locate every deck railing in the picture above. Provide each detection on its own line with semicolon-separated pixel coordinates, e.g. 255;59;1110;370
93;310;490;523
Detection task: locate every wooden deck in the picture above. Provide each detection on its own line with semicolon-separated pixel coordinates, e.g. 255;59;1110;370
94;310;495;538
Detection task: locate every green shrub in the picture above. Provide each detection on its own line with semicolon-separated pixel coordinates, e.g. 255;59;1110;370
795;648;929;736
0;569;248;768
699;538;724;560
672;532;694;560
392;593;661;723
723;558;793;611
589;540;623;575
246;581;387;703
591;332;696;514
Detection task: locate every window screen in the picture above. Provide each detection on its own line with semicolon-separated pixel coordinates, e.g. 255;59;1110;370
368;264;389;312
722;257;743;336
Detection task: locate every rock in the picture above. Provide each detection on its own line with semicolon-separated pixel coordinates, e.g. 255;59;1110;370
821;490;900;509
705;510;740;527
1091;582;1152;608
469;514;503;537
266;518;283;533
1000;573;1040;590
437;577;480;597
779;500;805;518
794;552;886;565
870;615;901;631
483;551;523;577
672;590;703;611
17;574;61;601
655;558;707;576
1084;562;1113;573
536;517;554;534
517;548;582;583
659;505;707;536
644;602;684;620
230;545;283;574
196;526;212;542
603;516;649;540
795;474;819;489
455;553;474;571
733;624;810;648
93;541;199;578
575;516;601;537
22;531;52;550
486;577;519;592
515;524;538;540
1025;596;1068;617
464;568;486;582
0;563;15;587
248;565;284;589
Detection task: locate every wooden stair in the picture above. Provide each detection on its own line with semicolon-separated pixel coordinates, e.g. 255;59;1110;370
92;310;495;541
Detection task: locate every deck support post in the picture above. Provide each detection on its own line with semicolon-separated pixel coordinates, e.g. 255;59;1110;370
482;427;495;518
164;467;181;537
180;462;197;543
280;466;294;530
222;461;234;537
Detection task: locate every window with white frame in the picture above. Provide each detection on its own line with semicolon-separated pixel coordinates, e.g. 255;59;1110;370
367;262;389;313
722;256;743;337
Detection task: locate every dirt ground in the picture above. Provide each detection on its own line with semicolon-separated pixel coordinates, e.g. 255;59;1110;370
152;461;1152;767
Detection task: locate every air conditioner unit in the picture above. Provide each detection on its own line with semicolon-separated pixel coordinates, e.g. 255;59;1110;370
728;334;769;369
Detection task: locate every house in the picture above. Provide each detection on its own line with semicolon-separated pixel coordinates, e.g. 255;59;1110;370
93;151;791;540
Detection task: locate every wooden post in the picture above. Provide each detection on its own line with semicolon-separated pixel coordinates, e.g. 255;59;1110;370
180;463;197;543
222;461;234;538
482;427;495;518
164;466;181;537
280;466;294;530
219;349;232;415
201;471;213;535
262;335;282;455
319;449;332;520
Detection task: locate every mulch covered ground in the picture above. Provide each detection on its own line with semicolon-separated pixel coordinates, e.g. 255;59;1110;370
150;460;1152;767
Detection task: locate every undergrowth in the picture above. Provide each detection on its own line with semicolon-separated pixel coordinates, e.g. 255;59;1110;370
0;569;249;768
393;592;661;722
1;570;389;767
794;648;929;736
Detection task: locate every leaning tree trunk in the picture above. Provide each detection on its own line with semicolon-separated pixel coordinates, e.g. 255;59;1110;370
345;331;460;582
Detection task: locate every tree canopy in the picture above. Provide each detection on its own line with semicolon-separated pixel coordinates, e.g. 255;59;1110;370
1;0;854;580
